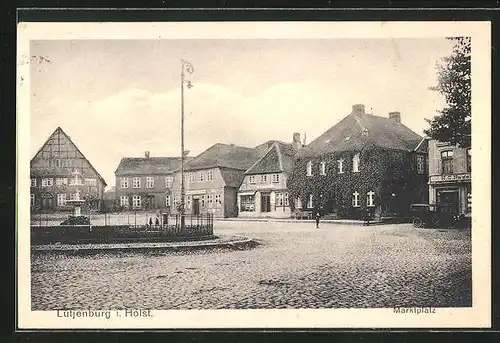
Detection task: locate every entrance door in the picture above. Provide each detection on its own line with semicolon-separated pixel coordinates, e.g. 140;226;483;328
192;198;200;215
437;190;460;214
261;194;271;212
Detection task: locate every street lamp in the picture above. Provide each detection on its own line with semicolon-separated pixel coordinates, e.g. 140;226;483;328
180;59;194;229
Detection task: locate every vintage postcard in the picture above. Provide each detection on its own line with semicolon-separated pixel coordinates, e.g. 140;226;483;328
17;20;491;329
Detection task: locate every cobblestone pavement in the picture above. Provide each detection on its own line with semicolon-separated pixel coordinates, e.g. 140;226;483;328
31;222;471;310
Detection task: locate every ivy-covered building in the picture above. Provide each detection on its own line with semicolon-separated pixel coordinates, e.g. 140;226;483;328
287;104;429;220
237;134;302;218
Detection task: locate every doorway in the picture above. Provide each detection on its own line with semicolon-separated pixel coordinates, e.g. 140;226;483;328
437;189;460;214
261;194;271;212
192;198;200;215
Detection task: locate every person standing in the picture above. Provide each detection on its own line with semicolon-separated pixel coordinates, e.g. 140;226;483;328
149;217;153;228
315;210;321;228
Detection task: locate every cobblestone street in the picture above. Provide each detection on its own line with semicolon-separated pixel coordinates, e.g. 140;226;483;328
31;222;472;310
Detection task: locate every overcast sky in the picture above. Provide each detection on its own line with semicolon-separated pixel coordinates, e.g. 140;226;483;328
30;38;454;188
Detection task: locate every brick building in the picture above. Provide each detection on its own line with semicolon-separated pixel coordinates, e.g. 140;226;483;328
30;127;107;213
114;152;185;210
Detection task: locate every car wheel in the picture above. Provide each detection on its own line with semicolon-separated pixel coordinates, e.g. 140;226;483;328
413;217;423;228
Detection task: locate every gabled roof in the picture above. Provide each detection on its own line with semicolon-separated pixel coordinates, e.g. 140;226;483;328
184;143;259;171
245;141;297;175
298;110;423;158
30;127;107;186
115;157;188;176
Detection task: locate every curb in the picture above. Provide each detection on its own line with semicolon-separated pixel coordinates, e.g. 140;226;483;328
214;218;386;225
31;235;257;254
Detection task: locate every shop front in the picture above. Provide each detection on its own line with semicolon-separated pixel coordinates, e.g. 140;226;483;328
428;173;471;216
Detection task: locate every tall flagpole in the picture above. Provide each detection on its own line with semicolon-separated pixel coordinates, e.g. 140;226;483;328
180;59;194;229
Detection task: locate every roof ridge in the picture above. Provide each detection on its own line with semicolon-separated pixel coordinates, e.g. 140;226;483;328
244;143;275;175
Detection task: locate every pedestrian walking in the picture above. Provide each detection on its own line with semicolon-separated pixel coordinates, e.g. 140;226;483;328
315;211;321;228
364;209;371;226
155;215;160;228
149;217;153;228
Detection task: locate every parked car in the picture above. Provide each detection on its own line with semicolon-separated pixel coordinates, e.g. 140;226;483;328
409;203;456;228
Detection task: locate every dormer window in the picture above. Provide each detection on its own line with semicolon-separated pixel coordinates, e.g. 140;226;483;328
320;162;326;175
337;158;344;174
306;161;313;176
352;153;360;172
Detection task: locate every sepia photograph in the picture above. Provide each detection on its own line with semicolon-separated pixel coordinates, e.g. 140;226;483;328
16;21;491;329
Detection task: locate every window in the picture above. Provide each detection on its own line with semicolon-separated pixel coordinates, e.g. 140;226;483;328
133;177;141;188
41;178;53;187
367;191;375;207
132;195;141;208
240;195;255;212
189;172;195;183
352;153;360;173
201;195;206;208
276;192;283;206
30;194;35;206
120;196;129;207
199;172;204;182
146;177;154;188
70;193;79;201
352;191;360;207
467;148;471;172
165;195;171;207
337;158;344;174
284;193;289;207
416;155;425;174
307;194;313;208
261;175;268;183
207;170;214;181
249;175;256;183
165;176;173;188
320;162;326;175
306;161;313;176
187;196;191;209
296;197;302;209
85;178;97;187
56;178;68;186
30;178;36;187
272;174;280;183
440;150;454;174
215;194;221;207
57;194;67;206
207;194;214;208
120;177;129;189
55;159;61;167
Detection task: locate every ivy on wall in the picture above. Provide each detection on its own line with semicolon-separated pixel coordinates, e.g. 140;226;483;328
287;148;427;219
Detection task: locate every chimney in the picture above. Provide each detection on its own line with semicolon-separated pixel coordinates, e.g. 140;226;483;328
145;151;150;158
292;132;302;151
389;111;401;123
352;104;365;116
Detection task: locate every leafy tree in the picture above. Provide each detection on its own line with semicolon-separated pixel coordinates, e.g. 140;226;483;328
425;37;471;148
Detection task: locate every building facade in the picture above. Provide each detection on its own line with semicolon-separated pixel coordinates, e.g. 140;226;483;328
169;143;260;218
428;139;471;216
237;136;301;218
30;127;107;213
114;152;183;211
288;104;429;220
